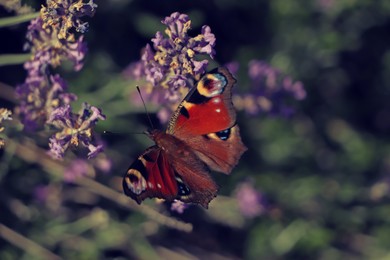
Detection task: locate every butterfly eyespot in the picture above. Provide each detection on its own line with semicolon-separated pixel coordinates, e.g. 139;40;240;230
178;182;191;196
215;128;231;141
175;176;191;196
197;75;226;97
125;169;147;195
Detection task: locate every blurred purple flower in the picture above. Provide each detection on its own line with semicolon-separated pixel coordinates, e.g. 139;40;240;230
47;103;106;159
123;12;216;122
234;60;306;117
122;61;145;81
234;181;266;218
224;61;240;75
94;156;112;173
170;200;188;214
317;0;335;11
63;159;90;182
33;185;51;204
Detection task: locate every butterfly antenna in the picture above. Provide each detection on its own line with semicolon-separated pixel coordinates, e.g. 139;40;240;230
136;86;155;130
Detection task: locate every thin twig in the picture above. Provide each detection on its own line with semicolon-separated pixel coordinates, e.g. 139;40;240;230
0;53;31;66
8;138;193;233
0;12;39;28
0;80;193;232
0;224;62;260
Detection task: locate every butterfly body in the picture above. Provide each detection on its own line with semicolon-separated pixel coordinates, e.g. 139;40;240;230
123;67;247;208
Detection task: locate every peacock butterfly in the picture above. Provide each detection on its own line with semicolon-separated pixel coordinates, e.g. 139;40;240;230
123;67;247;208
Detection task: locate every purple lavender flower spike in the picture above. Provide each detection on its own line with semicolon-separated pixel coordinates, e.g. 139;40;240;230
16;0;104;160
47;104;72;127
192;25;216;58
87;144;104;159
66;36;87;71
170;200;189;214
24;17;88;71
48;103;106;159
17;11;89;131
122;61;145;81
161;12;190;40
41;0;98;40
77;104;106;131
48;137;67;160
234;60;306;117
123;12;217;123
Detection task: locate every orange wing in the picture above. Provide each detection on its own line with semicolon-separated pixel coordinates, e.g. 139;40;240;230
168;67;247;174
123;146;178;204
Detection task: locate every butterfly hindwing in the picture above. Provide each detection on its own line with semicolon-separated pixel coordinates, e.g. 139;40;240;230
187;124;247;174
123;146;178;204
123;131;219;207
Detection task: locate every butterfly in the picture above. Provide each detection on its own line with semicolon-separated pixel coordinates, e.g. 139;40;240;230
123;67;247;208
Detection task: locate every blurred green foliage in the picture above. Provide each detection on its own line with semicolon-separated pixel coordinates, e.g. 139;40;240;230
1;0;390;259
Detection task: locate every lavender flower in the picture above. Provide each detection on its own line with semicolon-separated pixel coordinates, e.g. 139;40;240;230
124;12;216;122
47;103;106;159
41;0;97;39
0;108;12;148
15;1;104;159
17;0;97;131
170;200;189;214
234;181;266;218
24;17;87;71
234;60;306;117
16;73;76;131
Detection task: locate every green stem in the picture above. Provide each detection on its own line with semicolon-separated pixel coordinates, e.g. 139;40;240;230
0;12;39;28
0;53;31;66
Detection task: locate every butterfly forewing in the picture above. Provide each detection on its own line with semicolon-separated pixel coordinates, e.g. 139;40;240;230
167;67;237;137
168;67;247;174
